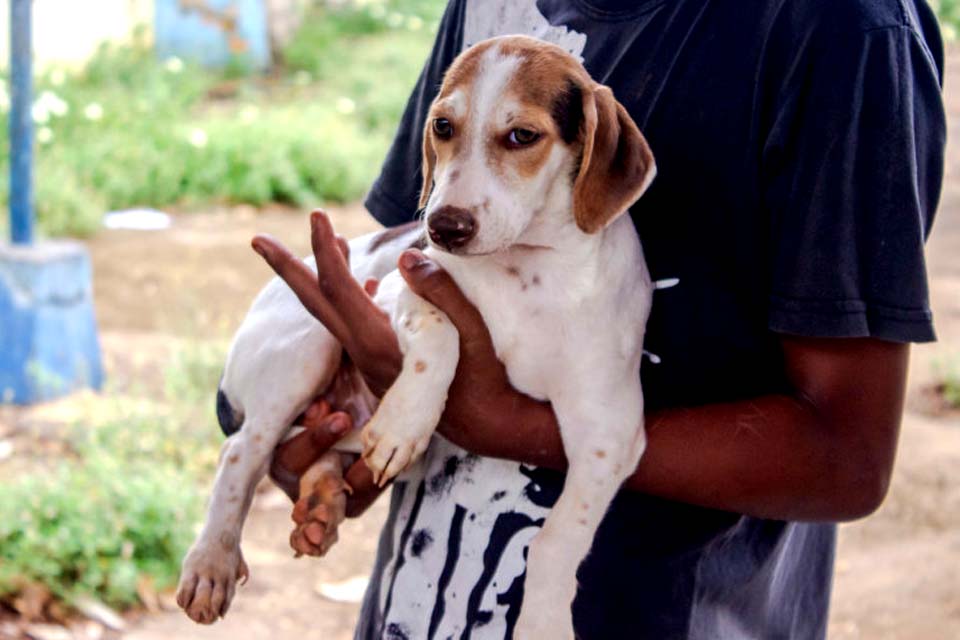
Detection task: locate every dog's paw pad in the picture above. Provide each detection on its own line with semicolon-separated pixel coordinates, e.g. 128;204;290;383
289;473;347;557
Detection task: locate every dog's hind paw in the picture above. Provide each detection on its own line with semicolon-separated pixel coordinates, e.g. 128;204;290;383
289;469;348;558
176;542;248;624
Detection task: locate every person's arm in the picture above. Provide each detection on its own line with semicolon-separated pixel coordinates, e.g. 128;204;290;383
255;212;908;524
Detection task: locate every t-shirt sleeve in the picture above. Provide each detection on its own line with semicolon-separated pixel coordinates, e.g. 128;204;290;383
364;1;466;228
762;23;946;343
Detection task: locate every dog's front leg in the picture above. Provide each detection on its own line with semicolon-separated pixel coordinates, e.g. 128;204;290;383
514;379;646;640
176;422;283;623
361;277;460;486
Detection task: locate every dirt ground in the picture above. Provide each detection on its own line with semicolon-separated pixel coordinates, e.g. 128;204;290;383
4;51;960;640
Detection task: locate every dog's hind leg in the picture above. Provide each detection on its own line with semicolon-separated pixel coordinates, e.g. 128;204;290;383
175;414;289;624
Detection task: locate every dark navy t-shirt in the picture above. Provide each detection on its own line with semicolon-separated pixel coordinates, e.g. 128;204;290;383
357;1;946;638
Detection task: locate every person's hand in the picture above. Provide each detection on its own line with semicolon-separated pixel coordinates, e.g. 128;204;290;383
253;210;557;468
269;398;386;522
252;210;401;396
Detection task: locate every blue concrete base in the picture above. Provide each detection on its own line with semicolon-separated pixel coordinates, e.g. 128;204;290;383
155;0;270;71
0;241;104;404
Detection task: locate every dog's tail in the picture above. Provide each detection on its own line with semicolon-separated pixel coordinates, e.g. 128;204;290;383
216;378;244;437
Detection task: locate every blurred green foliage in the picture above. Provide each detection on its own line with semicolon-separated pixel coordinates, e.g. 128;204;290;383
0;0;444;238
938;362;960;408
0;343;225;608
936;0;960;34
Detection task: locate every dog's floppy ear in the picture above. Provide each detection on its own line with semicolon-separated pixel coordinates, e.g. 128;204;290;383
419;114;437;210
573;84;656;233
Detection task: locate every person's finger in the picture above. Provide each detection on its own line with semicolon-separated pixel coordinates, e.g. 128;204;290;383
344;459;386;518
270;412;353;500
297;398;331;429
398;249;497;361
364;278;380;297
251;233;351;341
336;234;350;262
310;212;372;312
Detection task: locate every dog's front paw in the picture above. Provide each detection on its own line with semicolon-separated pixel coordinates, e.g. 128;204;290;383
176;539;249;624
290;468;348;557
361;418;431;487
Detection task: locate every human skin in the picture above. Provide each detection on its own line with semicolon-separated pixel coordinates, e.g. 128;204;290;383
258;211;909;529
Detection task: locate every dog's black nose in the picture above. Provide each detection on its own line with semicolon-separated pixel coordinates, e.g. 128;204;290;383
427;206;477;251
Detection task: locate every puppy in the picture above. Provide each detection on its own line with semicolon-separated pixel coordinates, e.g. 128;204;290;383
177;35;656;640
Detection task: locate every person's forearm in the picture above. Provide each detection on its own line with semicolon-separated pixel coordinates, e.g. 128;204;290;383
439;391;891;522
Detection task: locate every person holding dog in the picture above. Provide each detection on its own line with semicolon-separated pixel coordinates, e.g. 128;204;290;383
254;0;946;637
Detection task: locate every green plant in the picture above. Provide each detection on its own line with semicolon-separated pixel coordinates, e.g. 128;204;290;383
0;343;226;609
0;0;445;238
935;0;960;36
939;364;960;409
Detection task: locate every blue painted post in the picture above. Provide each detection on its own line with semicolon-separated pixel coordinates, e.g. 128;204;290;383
1;0;104;404
9;0;34;245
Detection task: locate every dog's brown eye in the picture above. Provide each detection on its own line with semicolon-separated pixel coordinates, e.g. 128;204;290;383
433;118;453;139
507;128;540;147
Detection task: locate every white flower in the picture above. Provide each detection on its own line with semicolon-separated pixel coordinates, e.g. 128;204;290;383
37;126;53;144
164;56;184;74
32;90;68;122
84;102;104;121
386;12;404;28
49;69;66;87
32;102;50;124
406;16;423;31
293;70;312;86
335;97;356;115
943;24;958;43
188;128;209;148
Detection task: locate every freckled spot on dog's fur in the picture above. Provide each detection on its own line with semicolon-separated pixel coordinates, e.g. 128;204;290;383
253;434;262;442
581;501;590;511
415;360;427;373
594;449;606;459
449;169;460;184
578;518;588;525
506;266;520;278
532;275;541;286
228;453;240;464
228;495;239;503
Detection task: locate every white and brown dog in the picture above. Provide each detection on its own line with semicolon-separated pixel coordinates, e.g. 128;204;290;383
177;35;656;639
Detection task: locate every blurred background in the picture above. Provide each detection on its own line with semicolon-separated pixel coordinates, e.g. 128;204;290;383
0;1;957;639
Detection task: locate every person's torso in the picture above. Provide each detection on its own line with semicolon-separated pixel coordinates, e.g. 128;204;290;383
355;1;942;637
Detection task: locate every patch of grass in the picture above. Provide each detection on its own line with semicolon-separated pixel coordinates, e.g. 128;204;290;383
0;343;225;610
937;362;960;409
935;1;960;37
0;0;444;238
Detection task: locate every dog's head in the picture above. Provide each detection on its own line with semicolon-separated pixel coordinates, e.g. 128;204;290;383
419;35;656;255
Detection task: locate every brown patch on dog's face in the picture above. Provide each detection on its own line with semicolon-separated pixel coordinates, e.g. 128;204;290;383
483;39;590;182
419;35;655;252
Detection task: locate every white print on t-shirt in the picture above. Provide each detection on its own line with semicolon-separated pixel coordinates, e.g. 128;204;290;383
464;0;587;61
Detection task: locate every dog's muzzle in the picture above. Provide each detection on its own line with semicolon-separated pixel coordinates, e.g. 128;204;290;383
427;206;477;251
